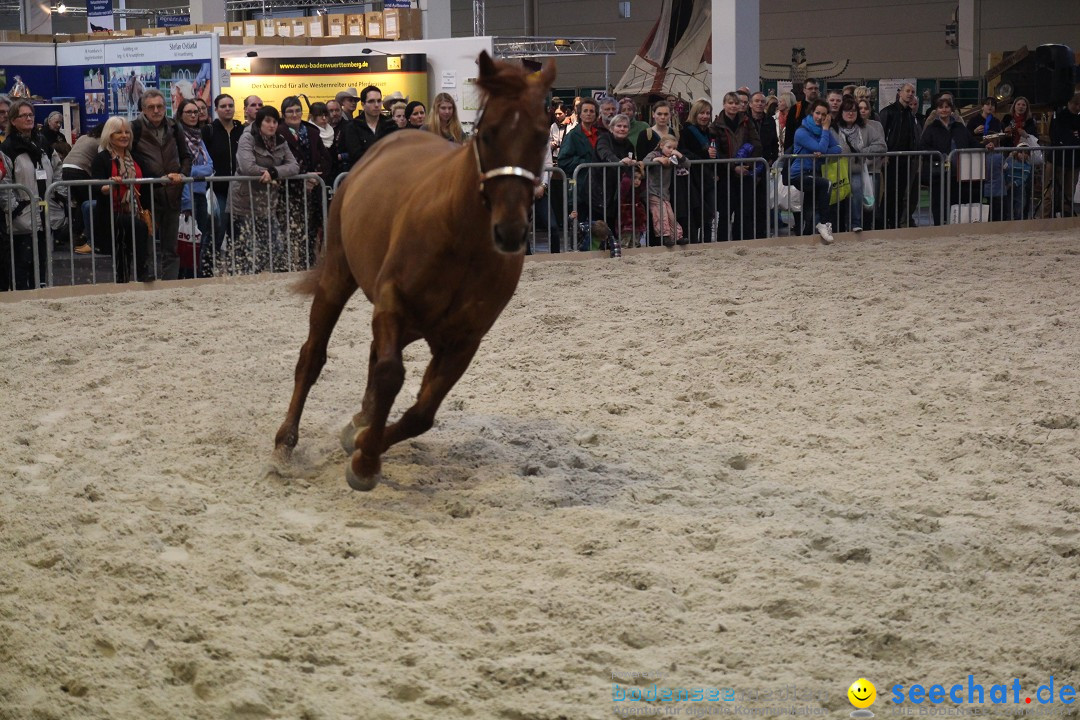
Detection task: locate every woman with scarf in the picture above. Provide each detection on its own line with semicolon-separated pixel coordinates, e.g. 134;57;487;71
226;106;299;276
711;93;768;241
175;98;214;277
281;96;332;271
677;98;719;242
790;98;842;243
835;97;886;232
1003;96;1037;147
89;116;153;283
1;99;56;290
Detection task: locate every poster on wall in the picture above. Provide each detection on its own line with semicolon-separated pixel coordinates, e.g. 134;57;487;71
87;0;115;33
225;53;427;112
56;35;217;130
878;78;916;112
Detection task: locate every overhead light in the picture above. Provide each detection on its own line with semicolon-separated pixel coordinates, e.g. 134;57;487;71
57;3;67;12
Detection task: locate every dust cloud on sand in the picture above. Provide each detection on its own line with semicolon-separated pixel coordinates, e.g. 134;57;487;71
2;230;1078;719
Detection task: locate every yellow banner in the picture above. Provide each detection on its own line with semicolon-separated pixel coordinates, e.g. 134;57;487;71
226;71;428;113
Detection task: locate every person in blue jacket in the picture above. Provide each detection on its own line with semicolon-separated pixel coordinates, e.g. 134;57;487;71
790;98;841;243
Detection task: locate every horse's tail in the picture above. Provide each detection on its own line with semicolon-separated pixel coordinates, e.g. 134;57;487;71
291;175;345;296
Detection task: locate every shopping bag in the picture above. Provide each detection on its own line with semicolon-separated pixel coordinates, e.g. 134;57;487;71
860;165;875;209
949;203;990;224
824;158;851;204
177;211;202;269
957;151;986;182
768;181;803;213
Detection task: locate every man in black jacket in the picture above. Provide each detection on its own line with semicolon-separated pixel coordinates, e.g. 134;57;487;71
749;91;779;165
340;85;395;171
878;82;920;228
1049;93;1080;217
783;78;820;151
202;93;245;260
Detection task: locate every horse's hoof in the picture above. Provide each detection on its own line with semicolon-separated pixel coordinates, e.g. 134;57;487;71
271;444;292;466
340;422;357;453
345;464;380;492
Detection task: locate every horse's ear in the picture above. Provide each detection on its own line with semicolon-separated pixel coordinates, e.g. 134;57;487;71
539;58;557;89
478;51;498;79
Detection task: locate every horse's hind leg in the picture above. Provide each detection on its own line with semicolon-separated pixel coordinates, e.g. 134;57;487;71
379;339;482;451
347;297;407;491
274;273;356;460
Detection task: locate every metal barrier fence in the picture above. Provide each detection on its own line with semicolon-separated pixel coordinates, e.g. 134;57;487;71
770;150;945;237
948;145;1080;224
42;173;328;287
1;183;44;291
7;144;1079;289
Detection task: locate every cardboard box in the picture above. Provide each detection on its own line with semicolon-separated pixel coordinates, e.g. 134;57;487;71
304;36;353;46
243;20;259;36
198;22;227;36
290;18;306;37
384;8;422;40
168;25;199;35
258;18;276;37
305;15;326;37
107;28;137;37
140;27;168;36
364;11;383;39
345;14;365;37
326;14;347;37
227;21;244;37
274;19;291;37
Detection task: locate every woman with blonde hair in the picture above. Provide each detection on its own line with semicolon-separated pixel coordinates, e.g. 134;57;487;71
89;115;153;282
426;92;466;143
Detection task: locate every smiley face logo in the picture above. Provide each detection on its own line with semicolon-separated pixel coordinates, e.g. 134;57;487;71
848;678;877;709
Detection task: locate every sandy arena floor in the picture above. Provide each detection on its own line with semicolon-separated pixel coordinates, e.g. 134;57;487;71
1;229;1078;720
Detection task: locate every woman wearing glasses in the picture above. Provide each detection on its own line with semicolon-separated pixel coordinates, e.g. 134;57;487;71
175;98;215;277
1;100;55;290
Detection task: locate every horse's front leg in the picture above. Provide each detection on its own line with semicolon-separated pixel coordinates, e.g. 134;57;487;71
379;339;482;451
347;299;406;491
340;329;422;454
274;276;355;461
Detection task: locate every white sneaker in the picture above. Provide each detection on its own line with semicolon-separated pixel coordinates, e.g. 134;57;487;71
852;225;863;233
816;222;834;244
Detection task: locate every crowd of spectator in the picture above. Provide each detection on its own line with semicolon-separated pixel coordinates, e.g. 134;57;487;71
541;83;1079;250
2;80;1079;288
0;86;470;290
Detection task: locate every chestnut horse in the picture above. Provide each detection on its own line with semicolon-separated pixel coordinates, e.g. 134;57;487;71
274;52;556;490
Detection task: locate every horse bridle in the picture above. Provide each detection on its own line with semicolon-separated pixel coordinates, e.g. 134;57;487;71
471;123;540;198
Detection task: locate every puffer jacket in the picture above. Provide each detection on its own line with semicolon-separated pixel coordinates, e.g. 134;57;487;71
229;125;299;220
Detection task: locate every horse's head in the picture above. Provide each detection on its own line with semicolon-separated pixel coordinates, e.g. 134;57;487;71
472;51;557;254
